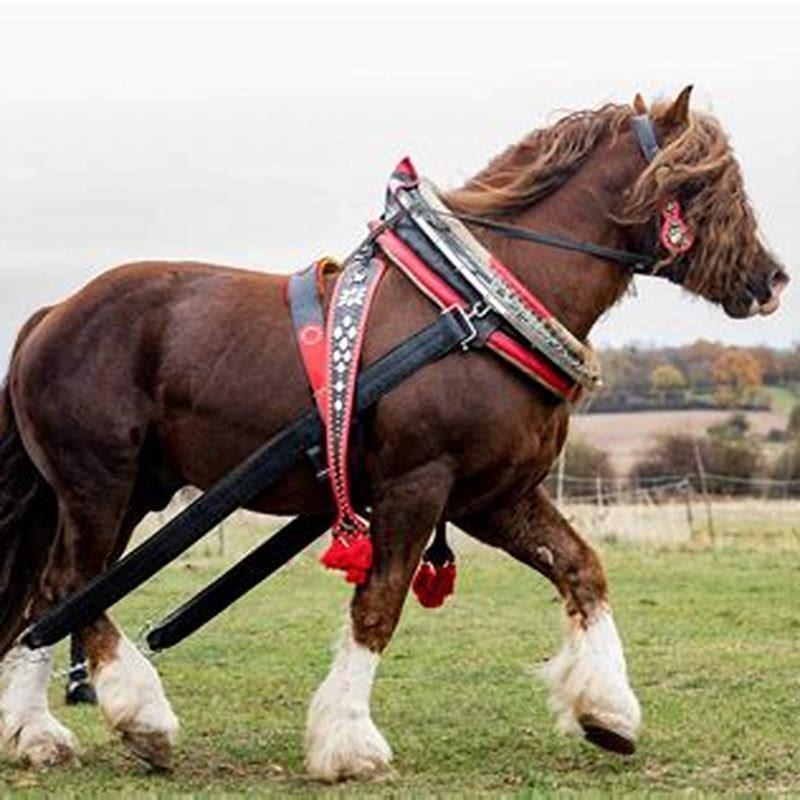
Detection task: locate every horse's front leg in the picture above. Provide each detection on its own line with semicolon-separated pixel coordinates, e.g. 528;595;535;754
459;484;641;754
305;461;452;782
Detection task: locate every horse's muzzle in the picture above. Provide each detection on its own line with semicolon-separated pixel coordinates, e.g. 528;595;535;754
757;268;789;316
725;267;790;318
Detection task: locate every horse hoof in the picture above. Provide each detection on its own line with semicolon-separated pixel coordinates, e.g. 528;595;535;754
580;719;636;756
91;633;179;770
23;738;79;768
65;680;97;706
121;729;174;771
305;715;393;782
308;756;394;783
8;715;81;767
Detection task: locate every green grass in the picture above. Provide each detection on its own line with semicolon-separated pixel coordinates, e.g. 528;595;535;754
1;518;799;797
767;384;799;414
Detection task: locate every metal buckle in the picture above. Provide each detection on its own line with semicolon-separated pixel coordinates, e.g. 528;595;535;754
446;302;489;350
469;301;492;319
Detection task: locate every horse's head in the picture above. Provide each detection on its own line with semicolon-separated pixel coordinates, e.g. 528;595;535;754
621;86;789;318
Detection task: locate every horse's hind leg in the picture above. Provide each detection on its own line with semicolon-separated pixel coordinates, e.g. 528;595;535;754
305;461;452;781
79;615;178;769
4;489;177;768
0;490;124;767
0;496;109;767
56;497;178;769
0;645;79;766
459;484;641;754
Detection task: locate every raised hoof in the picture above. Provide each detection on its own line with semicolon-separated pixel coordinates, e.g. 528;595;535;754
581;720;636;756
121;729;174;771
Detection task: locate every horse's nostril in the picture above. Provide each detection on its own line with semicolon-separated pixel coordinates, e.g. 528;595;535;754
771;269;790;289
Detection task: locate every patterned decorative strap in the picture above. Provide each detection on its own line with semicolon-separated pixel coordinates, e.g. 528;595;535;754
321;247;386;583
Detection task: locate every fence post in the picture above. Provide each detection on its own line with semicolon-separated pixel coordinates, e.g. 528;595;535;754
683;478;695;540
693;440;715;544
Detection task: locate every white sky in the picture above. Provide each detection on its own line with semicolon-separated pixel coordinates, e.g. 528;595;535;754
1;0;798;361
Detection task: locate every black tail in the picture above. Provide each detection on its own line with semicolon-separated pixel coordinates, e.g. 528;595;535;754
0;310;59;655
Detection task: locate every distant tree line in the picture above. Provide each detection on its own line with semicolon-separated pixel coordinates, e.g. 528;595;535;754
591;340;800;412
548;408;800;498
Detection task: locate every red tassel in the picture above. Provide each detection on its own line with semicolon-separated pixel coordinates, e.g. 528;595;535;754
412;561;456;608
412;562;436;602
320;532;373;585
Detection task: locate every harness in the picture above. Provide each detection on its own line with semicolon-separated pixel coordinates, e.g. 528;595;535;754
287;114;694;594
21;115;697;652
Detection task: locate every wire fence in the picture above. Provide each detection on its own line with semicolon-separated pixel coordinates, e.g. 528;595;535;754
143;471;800;560
546;469;800;547
546;471;800;502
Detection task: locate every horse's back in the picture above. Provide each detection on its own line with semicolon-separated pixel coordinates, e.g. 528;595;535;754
9;260;310;490
9;257;565;515
13;258;294;386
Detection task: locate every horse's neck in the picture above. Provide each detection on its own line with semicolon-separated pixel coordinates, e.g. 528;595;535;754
471;139;643;341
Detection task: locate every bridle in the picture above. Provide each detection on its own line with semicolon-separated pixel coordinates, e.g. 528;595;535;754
433;114;777;309
430;113;695;283
631;115;770;305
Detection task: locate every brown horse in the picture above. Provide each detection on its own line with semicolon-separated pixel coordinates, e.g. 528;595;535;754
0;87;789;777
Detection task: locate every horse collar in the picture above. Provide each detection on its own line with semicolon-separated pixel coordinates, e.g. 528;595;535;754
379;158;600;400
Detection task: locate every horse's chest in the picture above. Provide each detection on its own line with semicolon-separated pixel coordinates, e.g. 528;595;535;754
366;348;566;480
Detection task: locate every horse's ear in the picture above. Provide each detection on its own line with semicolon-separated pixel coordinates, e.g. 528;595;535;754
633;93;647;115
663;85;693;128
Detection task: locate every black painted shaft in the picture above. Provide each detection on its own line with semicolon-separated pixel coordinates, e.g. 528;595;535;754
146;514;332;652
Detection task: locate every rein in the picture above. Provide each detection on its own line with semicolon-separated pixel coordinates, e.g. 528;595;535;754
426;209;657;273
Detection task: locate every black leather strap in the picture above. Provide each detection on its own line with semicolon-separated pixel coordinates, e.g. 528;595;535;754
287;262;324;331
631;114;661;164
435;210;658;273
146;514;333;651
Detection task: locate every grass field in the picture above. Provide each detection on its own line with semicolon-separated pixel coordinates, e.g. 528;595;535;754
1;514;799;796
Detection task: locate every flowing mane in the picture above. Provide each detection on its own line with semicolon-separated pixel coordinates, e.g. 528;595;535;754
446;100;763;303
445;103;634;216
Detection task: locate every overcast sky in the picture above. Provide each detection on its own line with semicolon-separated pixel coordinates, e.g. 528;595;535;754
1;0;798;361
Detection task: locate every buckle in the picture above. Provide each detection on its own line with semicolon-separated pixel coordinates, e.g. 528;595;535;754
469;301;492;319
446;302;490;350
